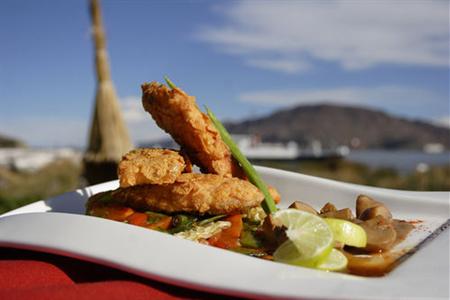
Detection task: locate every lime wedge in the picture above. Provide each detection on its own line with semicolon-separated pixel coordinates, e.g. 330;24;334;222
316;248;348;271
324;218;367;248
273;209;333;267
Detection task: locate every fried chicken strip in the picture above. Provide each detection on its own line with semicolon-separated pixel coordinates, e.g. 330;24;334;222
111;173;263;215
141;82;244;178
118;148;189;187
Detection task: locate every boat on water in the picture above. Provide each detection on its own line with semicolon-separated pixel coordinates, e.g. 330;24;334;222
142;134;349;161
232;134;349;161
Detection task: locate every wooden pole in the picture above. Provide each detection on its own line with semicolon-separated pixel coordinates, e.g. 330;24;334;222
83;0;133;184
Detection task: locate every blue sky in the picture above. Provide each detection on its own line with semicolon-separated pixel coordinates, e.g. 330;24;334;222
0;0;448;147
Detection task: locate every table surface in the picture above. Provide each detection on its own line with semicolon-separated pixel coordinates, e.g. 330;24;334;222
0;247;242;300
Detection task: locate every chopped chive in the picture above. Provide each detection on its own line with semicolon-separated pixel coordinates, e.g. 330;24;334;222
197;214;226;226
164;76;177;89
205;107;277;214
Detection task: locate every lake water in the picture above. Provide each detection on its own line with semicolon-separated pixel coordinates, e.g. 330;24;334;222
345;150;450;173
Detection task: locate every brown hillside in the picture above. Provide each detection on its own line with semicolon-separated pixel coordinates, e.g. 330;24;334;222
226;104;450;150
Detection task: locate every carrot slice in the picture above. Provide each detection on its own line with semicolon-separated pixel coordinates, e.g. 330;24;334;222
89;204;134;221
147;216;173;231
208;214;243;249
126;212;149;226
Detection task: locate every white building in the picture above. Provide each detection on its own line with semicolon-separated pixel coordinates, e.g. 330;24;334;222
0;148;82;172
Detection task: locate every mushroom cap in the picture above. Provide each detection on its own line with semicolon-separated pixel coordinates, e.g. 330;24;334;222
360;205;392;221
358;216;397;252
356;195;383;218
289;201;318;215
321;208;354;221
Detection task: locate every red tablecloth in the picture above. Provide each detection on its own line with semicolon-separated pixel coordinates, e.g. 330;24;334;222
0;247;243;300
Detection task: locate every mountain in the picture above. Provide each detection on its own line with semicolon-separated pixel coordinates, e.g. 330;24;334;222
0;133;26;148
226;104;450;150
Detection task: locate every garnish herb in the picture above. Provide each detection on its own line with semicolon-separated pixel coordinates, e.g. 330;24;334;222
197;214;226;226
164;76;177;89
162;76;277;214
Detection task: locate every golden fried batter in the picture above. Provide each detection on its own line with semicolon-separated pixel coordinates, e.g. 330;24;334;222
141;82;244;178
118;148;189;187
111;173;263;215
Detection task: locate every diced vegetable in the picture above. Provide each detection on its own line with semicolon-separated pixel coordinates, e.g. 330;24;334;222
126;212;149;226
208;214;243;249
170;214;197;234
146;211;169;223
147;216;173;231
240;227;262;249
89;204;134;221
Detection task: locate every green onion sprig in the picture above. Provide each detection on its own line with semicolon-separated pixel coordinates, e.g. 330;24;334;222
164;76;176;89
161;76;277;214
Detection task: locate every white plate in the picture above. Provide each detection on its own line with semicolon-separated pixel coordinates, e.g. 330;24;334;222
0;166;449;300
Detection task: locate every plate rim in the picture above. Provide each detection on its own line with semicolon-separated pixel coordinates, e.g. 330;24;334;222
1;166;449;299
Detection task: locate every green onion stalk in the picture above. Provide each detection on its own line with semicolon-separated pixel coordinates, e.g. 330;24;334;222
205;108;277;214
163;76;277;214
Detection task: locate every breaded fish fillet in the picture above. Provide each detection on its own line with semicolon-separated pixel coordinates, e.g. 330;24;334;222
111;173;263;215
141;82;244;178
118;148;189;187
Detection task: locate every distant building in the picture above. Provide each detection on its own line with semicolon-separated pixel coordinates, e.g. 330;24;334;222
423;143;444;154
0;148;81;172
232;134;299;160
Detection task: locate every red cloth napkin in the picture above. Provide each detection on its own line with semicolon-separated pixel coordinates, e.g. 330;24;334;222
0;247;242;300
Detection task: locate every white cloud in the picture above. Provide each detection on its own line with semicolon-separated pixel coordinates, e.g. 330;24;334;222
197;1;449;73
0;96;169;147
121;96;148;123
245;58;310;74
0;117;88;147
120;96;170;144
239;85;442;112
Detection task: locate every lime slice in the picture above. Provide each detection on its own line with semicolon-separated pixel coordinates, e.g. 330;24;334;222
273;209;334;267
324;218;367;248
316;248;348;271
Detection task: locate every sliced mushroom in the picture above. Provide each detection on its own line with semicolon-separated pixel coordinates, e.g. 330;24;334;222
320;202;337;214
392;220;415;246
258;214;288;250
356;195;392;222
356;195;383;218
345;251;400;277
321;208;354;221
289;201;318;215
357;216;397;252
359;205;392;221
